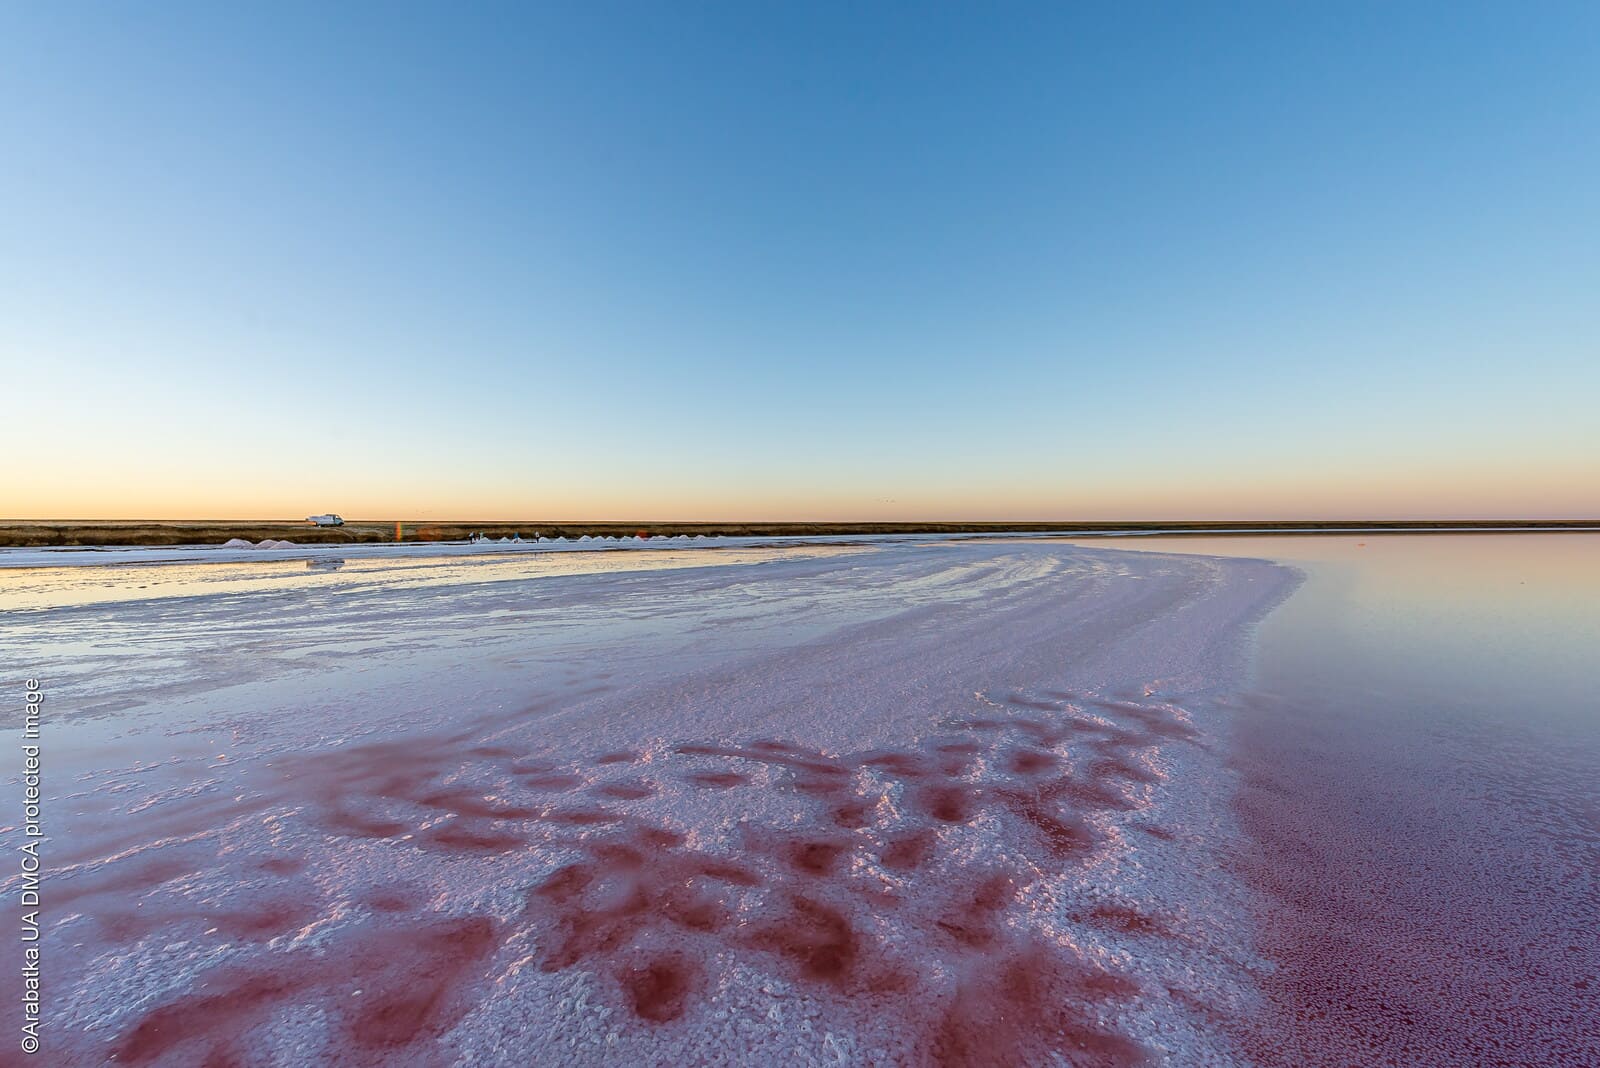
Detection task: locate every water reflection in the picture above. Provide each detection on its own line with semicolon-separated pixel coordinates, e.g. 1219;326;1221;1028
1073;533;1600;1064
0;544;867;613
1068;532;1600;711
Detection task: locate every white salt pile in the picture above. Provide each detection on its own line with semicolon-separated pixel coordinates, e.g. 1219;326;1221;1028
36;540;1296;1066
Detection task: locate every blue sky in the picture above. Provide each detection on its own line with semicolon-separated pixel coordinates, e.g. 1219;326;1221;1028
2;2;1596;519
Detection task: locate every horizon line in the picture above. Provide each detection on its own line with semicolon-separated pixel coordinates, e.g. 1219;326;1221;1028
7;518;1600;527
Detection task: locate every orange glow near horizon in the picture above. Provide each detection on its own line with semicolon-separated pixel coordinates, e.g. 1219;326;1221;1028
7;411;1596;524
7;467;1598;523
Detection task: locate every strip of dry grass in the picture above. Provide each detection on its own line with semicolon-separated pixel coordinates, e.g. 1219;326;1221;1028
1;520;1595;548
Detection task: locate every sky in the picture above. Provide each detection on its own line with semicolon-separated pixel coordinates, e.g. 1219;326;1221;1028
2;2;1596;521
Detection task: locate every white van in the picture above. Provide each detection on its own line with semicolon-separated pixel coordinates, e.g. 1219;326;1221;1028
305;514;345;527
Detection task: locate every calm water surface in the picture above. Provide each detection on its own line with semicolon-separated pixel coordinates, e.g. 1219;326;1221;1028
0;543;864;612
1087;533;1600;1066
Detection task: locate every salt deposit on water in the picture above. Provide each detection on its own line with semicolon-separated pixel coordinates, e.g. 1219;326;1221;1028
13;540;1294;1065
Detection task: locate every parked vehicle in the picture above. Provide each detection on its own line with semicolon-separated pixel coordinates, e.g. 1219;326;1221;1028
305;514;345;527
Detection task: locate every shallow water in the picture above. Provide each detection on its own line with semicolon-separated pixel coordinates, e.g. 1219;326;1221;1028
0;543;865;612
1078;533;1600;1065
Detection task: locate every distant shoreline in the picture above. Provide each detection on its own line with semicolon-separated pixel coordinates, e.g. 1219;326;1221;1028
1;519;1596;548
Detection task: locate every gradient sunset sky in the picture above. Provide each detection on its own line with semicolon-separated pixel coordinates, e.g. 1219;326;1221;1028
2;2;1596;521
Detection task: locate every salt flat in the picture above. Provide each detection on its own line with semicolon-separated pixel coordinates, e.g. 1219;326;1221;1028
4;538;1293;1066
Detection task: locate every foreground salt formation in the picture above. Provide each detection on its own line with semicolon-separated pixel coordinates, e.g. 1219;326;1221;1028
11;540;1293;1066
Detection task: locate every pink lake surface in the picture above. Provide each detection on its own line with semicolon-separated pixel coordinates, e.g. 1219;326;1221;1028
1078;533;1600;1066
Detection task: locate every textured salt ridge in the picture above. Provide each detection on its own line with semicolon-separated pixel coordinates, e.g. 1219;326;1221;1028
54;696;1237;1067
17;542;1294;1066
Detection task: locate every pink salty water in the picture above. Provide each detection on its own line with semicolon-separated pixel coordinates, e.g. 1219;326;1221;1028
1107;534;1600;1066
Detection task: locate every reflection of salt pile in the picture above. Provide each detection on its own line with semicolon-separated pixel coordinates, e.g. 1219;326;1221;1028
221;538;298;550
